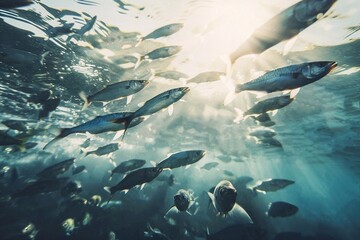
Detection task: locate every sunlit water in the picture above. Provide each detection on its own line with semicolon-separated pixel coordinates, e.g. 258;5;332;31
0;0;359;240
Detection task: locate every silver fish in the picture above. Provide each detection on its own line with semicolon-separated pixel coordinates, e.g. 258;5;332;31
155;70;189;80
142;23;183;41
36;158;75;179
249;128;276;139
267;201;299;217
208;180;253;223
230;0;337;61
43;112;144;149
244;94;294;117
253;178;295;193
138;46;182;66
236;61;337;93
85;143;119;157
200;162;219;170
110;159;146;177
157;150;206;169
166;189;194;215
79;80;149;110
104;167;162;195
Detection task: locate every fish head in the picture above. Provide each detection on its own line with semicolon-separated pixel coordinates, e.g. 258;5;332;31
170;87;190;101
302;61;337;80
189;150;206;163
215;180;237;213
174;190;190;211
130;80;149;90
294;0;337;23
167;46;182;55
169;23;184;32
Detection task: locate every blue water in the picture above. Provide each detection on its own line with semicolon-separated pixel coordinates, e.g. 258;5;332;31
0;0;359;239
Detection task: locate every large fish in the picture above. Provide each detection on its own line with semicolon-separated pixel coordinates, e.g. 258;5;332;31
156;150;206;169
236;61;337;93
208;180;253;224
104;167;162;195
113;87;189;140
230;0;337;62
36;158;75;179
43;112;144;149
79;80;149;110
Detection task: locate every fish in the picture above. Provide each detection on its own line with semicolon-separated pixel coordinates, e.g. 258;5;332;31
135;46;182;68
60;180;82;197
46;23;75;38
142;23;184;41
28;89;52;104
251;112;272;123
38;97;61;119
249;128;276;139
188;71;225;83
11;177;69;198
208;180;253;223
267;201;299;217
144;224;171;240
253;178;295;194
104;167;162;195
0;45;48;66
72;165;86;175
0;0;33;8
113;87;189;140
235;94;293;121
2;120;28;132
0;130;25;148
166;189;195;216
156;150;206;169
235;61;337;93
200;162;219;170
76;15;97;36
109;159;146;178
36;158;75;179
206;223;267;240
155;70;189;80
257;137;283;148
43;112;144;149
79;79;150;110
229;0;337;62
84;143;119;157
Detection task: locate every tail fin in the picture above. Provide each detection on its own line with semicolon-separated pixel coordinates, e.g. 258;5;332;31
43;128;68;150
79;91;89;110
112;115;133;142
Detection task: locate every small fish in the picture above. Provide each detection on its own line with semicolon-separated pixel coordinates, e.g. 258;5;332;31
135;46;182;68
258;137;283;148
85;143;119;157
253;178;295;193
43;112;144;149
142;23;183;41
267;201;299;217
76;15;97;36
235;61;337;93
60;180;82;197
113;87;189;140
223;170;234;177
36;158;75;179
251;113;272;123
157;150;206;169
230;0;337;61
38;97;60;119
109;159;146;177
11;177;69;198
2;120;28;132
249;128;276;139
80;138;91;149
206;223;267;240
166;189;195;217
200;162;219;170
0;0;33;8
155;71;189;80
188;71;225;83
208;180;253;224
72;165;86;175
46;23;75;38
144;224;170;240
79;79;149;110
104;167;162;195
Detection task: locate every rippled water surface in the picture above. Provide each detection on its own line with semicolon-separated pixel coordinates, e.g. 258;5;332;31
0;0;359;240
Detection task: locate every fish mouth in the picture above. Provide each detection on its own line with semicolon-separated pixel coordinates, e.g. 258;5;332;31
328;61;337;72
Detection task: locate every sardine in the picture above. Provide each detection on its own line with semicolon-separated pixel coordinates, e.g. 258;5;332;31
200;162;219;170
85;143;119;157
157;150;206;169
142;23;183;41
109;159;146;177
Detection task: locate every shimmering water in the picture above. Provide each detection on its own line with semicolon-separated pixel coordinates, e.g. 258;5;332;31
0;0;359;240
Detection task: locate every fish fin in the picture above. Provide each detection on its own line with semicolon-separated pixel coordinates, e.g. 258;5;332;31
186;210;192;216
79;91;90;110
150;161;157;167
168;104;174;116
126;95;133;105
112;116;133;141
140;183;146;190
207;192;216;209
112;130;124;141
271;109;278;116
123;189;129;194
289;88;300;99
165;206;178;217
233;107;244;123
228;203;253;224
134;36;143;47
43;128;67;150
40;51;49;65
185;165;191;170
137;101;145;108
103;186;113;195
132;53;142;69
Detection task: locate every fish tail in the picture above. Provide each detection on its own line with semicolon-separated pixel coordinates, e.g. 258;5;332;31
79;91;90;110
104;186;114;195
40;51;49;65
43;128;69;150
235;84;244;93
113;115;133;142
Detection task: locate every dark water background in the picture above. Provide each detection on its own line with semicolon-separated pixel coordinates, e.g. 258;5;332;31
0;0;359;239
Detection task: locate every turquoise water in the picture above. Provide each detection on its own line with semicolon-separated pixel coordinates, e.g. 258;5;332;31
0;0;359;239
